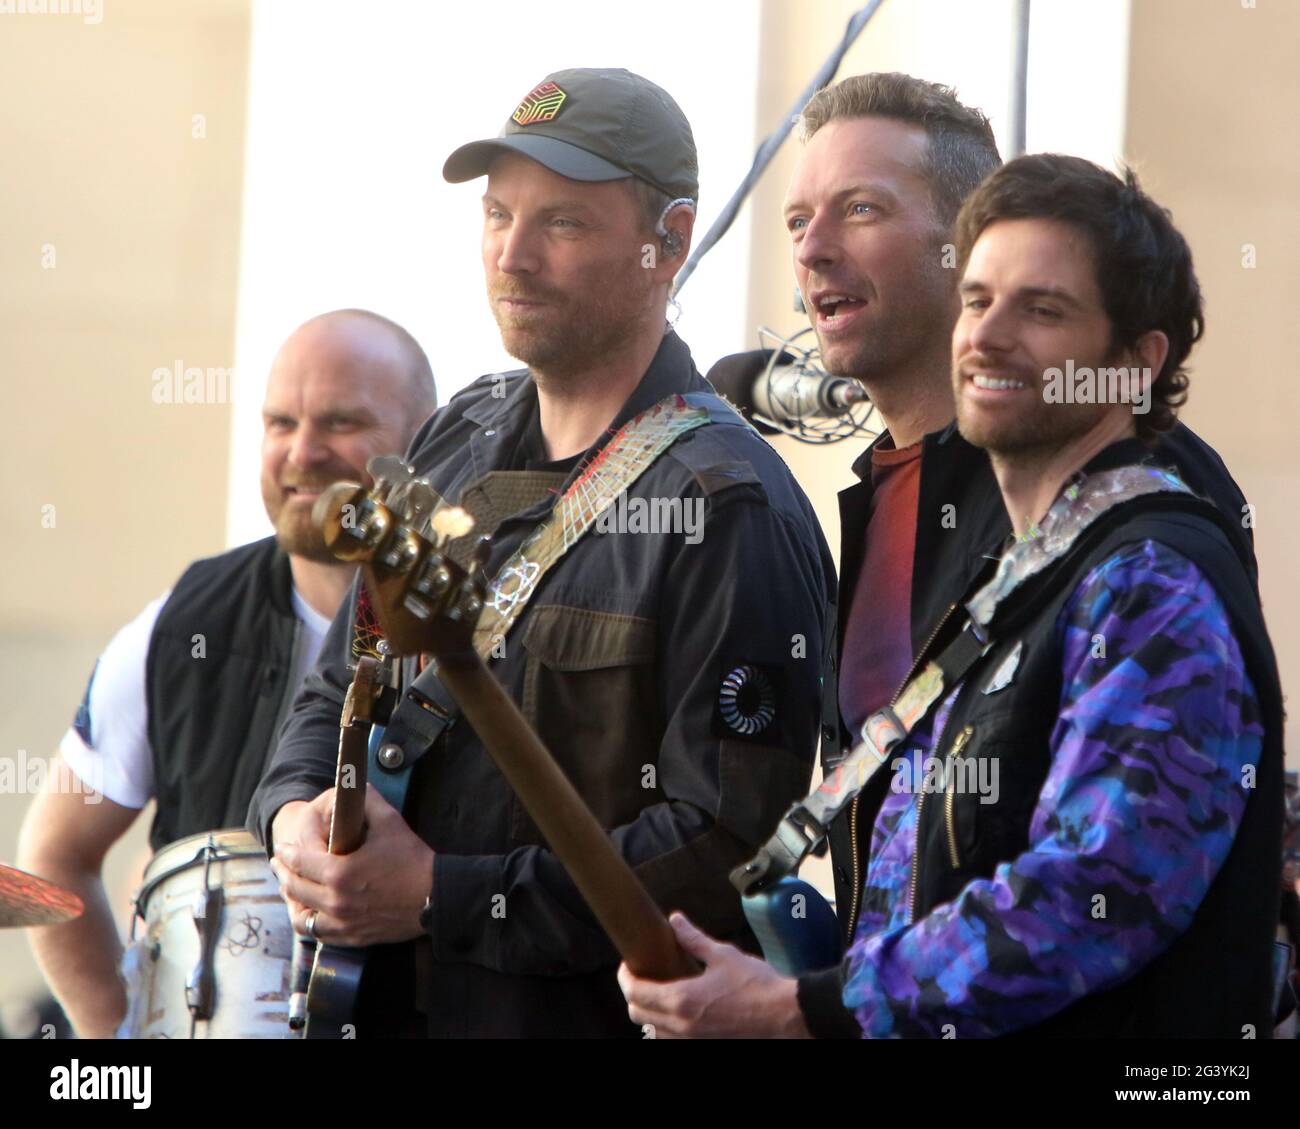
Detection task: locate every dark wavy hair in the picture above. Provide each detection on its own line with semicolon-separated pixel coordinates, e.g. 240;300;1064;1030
953;154;1203;442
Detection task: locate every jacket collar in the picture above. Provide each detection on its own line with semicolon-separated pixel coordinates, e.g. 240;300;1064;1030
1079;436;1158;478
847;416;961;483
851;426;1151;491
266;537;296;618
461;328;705;485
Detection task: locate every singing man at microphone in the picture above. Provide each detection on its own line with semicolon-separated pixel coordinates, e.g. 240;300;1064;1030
620;72;1260;1037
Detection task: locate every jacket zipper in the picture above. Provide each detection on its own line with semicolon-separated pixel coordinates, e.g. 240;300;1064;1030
904;603;963;925
845;601;960;942
907;707;951;924
846;795;862;940
943;726;975;869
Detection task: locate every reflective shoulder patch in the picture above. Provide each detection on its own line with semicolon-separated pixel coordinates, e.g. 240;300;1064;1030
982;640;1023;696
716;662;778;739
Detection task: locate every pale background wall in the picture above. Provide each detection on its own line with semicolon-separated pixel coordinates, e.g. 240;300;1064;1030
0;0;251;1024
750;0;1133;597
750;0;1133;896
223;0;762;547
1123;0;1299;762
0;0;1294;1024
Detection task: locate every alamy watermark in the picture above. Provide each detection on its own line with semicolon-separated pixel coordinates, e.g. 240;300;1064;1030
890;752;1000;804
1042;360;1150;415
817;749;999;804
0;0;102;23
50;1061;150;1109
1;750;102;803
593;491;703;545
151;360;233;404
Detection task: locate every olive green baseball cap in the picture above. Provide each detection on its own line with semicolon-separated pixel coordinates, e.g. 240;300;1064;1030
442;67;698;202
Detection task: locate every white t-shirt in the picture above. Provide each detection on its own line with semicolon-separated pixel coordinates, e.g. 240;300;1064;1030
60;586;335;809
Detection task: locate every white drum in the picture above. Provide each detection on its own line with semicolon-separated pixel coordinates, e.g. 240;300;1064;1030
118;829;293;1039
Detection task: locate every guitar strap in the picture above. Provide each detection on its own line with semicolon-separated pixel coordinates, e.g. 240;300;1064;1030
367;390;750;813
732;464;1216;896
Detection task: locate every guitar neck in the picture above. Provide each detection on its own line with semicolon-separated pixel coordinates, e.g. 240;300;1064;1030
311;482;693;981
434;650;696;981
327;665;373;856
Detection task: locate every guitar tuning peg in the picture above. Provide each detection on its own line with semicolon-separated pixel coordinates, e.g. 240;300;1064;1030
367;454;413;481
429;505;475;547
471;535;492;571
404;481;438;533
366;454;414;504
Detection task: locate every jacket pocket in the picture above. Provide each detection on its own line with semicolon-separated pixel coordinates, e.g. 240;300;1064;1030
514;605;661;843
948;718;1050;879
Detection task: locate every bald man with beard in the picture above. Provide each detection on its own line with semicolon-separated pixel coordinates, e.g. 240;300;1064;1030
17;309;436;1038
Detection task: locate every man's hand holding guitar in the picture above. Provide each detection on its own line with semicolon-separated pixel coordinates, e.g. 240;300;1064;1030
618;912;810;1039
270;786;431;947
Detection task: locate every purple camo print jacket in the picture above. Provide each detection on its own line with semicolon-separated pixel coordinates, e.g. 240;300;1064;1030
841;539;1264;1038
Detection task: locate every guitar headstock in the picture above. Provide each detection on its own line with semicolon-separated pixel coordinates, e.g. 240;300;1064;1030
313;455;488;659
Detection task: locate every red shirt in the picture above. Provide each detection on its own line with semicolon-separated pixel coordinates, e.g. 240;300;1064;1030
838;439;922;735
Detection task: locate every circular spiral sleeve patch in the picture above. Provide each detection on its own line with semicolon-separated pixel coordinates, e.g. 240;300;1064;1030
718;664;777;736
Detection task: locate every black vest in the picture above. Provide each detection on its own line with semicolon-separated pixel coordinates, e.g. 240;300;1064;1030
898;496;1284;1037
144;537;302;850
822;424;1258;935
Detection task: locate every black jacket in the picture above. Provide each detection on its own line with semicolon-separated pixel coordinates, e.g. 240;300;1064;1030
146;536;301;850
249;330;837;1037
799;423;1260;1037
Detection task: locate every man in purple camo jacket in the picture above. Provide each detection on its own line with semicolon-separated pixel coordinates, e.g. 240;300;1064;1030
621;149;1283;1039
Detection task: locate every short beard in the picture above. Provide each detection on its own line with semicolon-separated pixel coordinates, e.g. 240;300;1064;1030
958;346;1128;458
490;271;655;382
958;386;1112;460
272;509;337;563
816;257;953;388
821;328;926;386
261;475;343;564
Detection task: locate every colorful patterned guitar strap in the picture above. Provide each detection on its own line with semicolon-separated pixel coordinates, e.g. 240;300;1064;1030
351;582;386;663
469;393;716;658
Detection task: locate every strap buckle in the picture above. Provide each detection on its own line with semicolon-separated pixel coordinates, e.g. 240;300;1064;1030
729;802;828;897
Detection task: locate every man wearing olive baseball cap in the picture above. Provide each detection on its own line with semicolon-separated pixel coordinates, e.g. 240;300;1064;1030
443;66;700;203
255;67;835;1039
441;67;702;396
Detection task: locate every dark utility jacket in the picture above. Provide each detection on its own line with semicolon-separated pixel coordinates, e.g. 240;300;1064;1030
249;330;837;1037
146;536;301;850
799;423;1263;1037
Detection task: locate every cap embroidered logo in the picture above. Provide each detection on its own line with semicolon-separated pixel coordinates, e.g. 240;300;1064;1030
512;82;567;126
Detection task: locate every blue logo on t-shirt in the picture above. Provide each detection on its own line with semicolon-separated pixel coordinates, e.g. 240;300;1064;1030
73;661;98;748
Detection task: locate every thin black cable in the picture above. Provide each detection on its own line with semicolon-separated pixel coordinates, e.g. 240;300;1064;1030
673;0;887;296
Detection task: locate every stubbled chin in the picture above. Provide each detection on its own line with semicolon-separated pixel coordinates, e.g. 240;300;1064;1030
815;337;855;369
275;527;334;563
954;402;1004;451
272;509;302;540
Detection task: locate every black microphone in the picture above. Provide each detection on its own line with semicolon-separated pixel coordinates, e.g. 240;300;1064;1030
706;349;867;433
